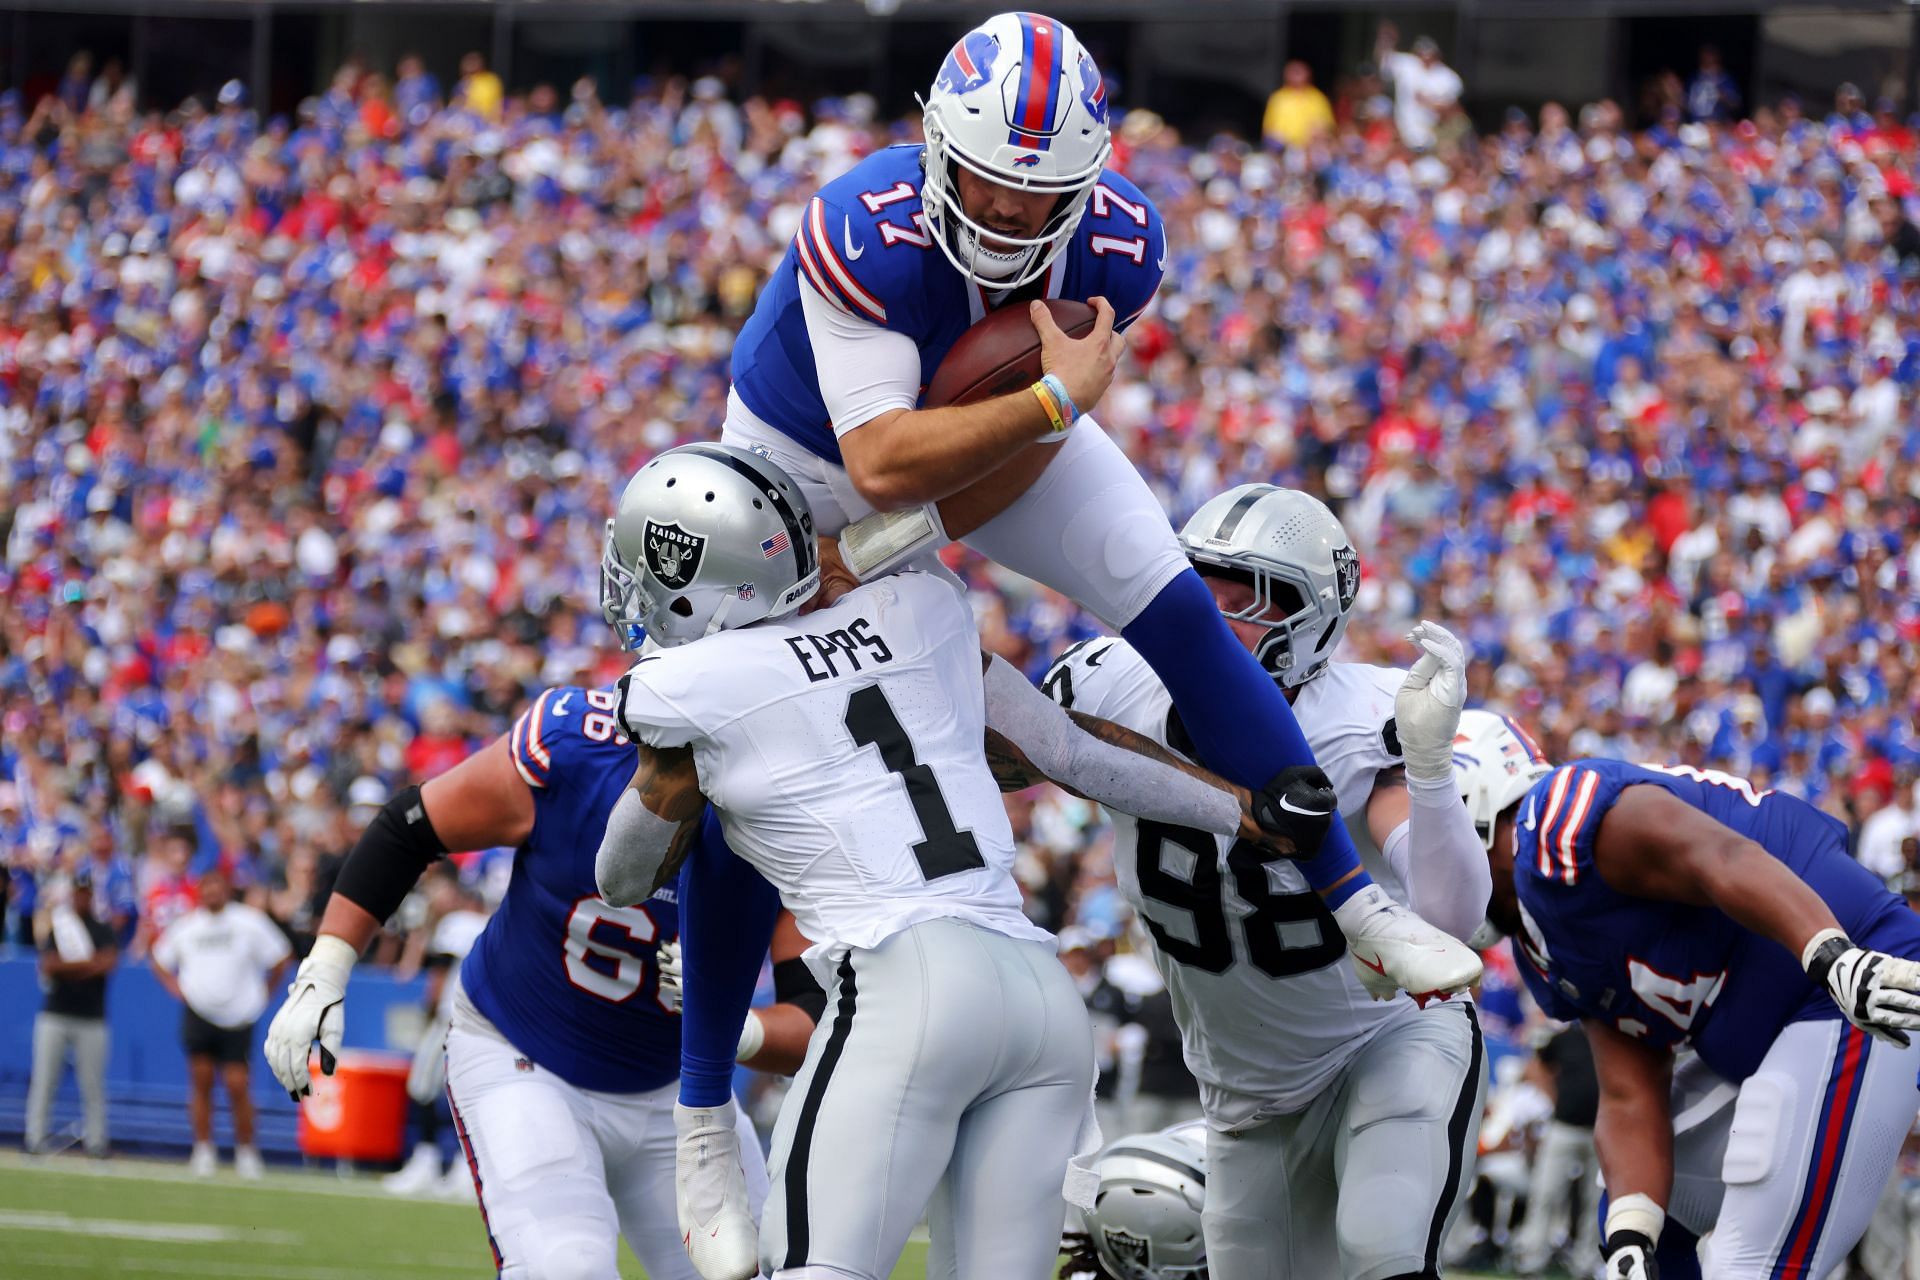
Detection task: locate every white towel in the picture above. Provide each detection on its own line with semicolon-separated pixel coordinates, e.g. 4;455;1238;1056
1061;1081;1104;1211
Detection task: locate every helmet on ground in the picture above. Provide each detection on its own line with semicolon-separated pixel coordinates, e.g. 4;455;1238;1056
1082;1121;1210;1280
920;11;1112;289
1452;708;1554;850
600;443;819;650
1178;485;1359;687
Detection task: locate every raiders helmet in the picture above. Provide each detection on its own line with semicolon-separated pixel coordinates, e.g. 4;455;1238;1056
1452;708;1554;850
1082;1122;1210;1280
600;443;819;650
1178;485;1359;687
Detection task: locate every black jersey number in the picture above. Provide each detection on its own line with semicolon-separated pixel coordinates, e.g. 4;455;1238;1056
845;684;986;882
1135;821;1345;979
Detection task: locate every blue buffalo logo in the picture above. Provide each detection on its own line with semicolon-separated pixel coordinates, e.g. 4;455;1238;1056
1012;153;1041;168
936;31;999;96
1077;53;1109;126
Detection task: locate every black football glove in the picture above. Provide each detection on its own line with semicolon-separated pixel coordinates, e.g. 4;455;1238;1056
1248;764;1339;857
1602;1230;1659;1280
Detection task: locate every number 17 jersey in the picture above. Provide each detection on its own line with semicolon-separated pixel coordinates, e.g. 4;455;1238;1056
617;571;1051;975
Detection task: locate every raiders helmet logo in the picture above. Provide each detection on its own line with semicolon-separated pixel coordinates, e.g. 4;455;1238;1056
1332;545;1360;611
644;520;706;590
1101;1228;1152;1271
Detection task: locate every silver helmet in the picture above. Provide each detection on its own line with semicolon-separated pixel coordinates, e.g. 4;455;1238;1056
1083;1121;1210;1280
600;443;819;650
1178;485;1359;687
1452;708;1553;851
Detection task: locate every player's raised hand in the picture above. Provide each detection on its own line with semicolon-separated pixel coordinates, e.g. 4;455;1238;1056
264;934;354;1099
1032;295;1125;415
1395;620;1469;785
1805;929;1920;1046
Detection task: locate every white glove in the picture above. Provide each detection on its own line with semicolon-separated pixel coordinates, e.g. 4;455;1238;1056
675;1100;760;1280
1394;620;1469;784
1805;928;1920;1047
1601;1192;1663;1280
264;934;355;1099
657;938;684;1013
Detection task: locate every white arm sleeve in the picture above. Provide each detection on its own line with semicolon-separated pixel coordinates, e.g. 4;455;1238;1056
982;654;1242;836
594;788;684;908
799;278;922;437
1378;774;1494;942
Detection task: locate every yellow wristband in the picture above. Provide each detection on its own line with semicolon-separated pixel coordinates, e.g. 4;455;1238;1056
1031;381;1069;437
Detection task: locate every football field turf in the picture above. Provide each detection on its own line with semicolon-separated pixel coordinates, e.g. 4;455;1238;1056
0;1153;1511;1278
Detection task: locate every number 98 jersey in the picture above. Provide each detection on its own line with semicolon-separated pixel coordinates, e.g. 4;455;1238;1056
459;685;683;1095
1046;637;1424;1128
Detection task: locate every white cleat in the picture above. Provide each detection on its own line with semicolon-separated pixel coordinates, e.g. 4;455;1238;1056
1334;884;1483;1003
674;1101;760;1280
234;1145;265;1180
189;1142;217;1177
382;1144;444;1195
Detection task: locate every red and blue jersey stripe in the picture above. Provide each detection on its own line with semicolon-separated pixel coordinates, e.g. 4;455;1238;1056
1771;1023;1872;1277
1009;12;1062;150
1534;764;1603;886
509;687;559;788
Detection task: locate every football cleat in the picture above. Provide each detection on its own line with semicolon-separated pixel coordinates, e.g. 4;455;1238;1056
674;1101;759;1280
1334;884;1483;1001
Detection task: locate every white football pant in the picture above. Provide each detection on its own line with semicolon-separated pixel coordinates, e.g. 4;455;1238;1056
445;1002;768;1280
1202;1000;1487;1280
758;918;1094;1280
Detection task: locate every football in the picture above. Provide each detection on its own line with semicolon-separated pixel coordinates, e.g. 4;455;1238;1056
924;298;1098;407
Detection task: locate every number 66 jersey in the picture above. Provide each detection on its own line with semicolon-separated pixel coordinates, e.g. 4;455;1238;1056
615;570;1052;975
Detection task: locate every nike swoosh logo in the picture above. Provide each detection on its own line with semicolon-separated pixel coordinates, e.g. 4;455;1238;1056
1155;229;1168;272
1277;795;1327;817
1355;952;1387;976
842;217;865;262
552;694;572;717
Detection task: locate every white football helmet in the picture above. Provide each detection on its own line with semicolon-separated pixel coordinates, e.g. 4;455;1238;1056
600;443;819;650
1081;1122;1210;1280
920;11;1112;289
1452;709;1554;850
1178;485;1359;688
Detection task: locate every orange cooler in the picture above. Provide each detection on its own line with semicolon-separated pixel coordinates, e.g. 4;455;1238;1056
296;1050;413;1162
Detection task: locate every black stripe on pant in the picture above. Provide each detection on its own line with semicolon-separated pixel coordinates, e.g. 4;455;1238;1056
784;953;859;1270
1423;1002;1484;1275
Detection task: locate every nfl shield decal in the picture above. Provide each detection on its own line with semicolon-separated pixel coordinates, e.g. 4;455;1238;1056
1102;1227;1152;1270
644;520;705;590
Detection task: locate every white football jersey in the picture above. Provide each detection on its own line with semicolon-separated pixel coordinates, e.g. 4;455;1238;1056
621;571;1050;972
1046;638;1432;1126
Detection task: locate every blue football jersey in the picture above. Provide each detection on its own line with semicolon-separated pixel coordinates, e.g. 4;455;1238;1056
731;143;1166;460
1511;758;1920;1082
459;686;682;1094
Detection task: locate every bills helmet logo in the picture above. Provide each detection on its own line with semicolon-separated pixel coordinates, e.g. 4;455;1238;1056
1100;1228;1152;1271
935;30;999;96
1012;153;1041;168
1077;53;1109;126
644;520;705;591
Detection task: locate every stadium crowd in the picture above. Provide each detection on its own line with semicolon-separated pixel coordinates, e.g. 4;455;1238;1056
4;39;1920;1242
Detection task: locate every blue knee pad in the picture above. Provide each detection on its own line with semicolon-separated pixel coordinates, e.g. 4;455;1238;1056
1121;568;1372;905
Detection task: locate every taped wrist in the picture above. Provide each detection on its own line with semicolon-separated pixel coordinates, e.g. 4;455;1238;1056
982;654;1240;836
1605;1192;1665;1246
735;1011;766;1063
1802;928;1851;986
773;956;827;1025
332;786;448;922
595;788;682;908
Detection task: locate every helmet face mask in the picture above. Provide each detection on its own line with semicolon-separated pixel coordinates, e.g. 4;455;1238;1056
600;444;820;651
1178;485;1360;688
919;12;1112;290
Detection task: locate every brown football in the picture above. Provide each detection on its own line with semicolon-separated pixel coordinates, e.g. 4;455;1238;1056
924;299;1097;407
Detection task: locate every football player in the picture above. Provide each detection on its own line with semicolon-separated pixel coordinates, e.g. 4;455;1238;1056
703;12;1477;1087
595;444;1345;1280
1451;710;1920;1279
262;682;823;1280
1043;486;1491;1280
1060;1121;1212;1280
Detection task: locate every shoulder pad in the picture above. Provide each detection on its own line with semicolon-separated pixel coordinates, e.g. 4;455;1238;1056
799;155;936;329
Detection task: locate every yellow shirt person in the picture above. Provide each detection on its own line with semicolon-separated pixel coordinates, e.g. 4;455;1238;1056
1264;60;1334;150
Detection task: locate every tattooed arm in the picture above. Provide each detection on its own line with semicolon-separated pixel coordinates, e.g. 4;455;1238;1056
596;742;709;907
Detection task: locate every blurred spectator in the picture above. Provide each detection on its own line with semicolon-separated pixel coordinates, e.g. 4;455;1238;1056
1860;778;1918;884
24;867;116;1157
1263;60;1334;151
1509;1025;1600;1275
151;866;291;1178
1685;46;1740;123
455;50;502;120
1375;24;1462;150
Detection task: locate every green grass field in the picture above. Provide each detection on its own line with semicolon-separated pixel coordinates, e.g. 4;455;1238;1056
0;1153;1514;1278
0;1153;933;1279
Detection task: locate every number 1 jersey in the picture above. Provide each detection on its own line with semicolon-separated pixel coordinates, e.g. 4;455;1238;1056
618;571;1051;975
1047;640;1429;1126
